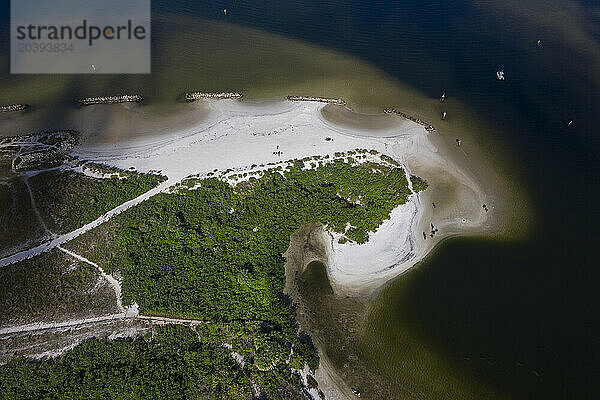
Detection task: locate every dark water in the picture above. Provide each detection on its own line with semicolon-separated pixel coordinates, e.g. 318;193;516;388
187;1;599;398
1;0;599;398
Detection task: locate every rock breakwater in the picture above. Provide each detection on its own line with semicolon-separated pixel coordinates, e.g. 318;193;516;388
286;96;347;106
78;95;143;106
0;104;29;113
185;92;243;101
384;108;435;132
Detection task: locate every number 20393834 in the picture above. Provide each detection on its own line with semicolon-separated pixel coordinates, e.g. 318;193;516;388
18;42;74;52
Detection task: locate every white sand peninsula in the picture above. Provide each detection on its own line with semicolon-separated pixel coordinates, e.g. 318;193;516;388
70;99;491;297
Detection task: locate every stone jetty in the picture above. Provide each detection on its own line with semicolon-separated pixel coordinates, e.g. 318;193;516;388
185;92;243;101
0;104;29;113
78;95;143;106
383;108;435;132
286;96;347;106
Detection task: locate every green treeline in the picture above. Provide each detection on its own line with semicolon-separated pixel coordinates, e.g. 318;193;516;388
0;249;117;325
29;168;166;233
29;156;426;397
75;159;425;323
0;176;47;255
65;158;426;377
410;175;428;193
0;325;260;400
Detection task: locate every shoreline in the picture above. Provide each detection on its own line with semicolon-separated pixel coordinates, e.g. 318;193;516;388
2;99;509;400
317;105;494;297
73;99;501;400
1;99;499;295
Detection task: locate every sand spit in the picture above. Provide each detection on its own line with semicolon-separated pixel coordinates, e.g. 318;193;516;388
0;99;495;297
320;104;413;133
66;100;493;296
0;99;500;400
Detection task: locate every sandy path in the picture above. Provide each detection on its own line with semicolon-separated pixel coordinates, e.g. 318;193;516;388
23;176;53;238
0;178;175;267
0;100;500;400
0;312;217;337
57;246;132;314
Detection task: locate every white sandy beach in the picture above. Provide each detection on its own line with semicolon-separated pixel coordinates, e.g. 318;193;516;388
2;98;492;291
69;99;491;295
0;98;495;400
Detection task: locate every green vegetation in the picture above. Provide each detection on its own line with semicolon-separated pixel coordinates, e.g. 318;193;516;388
381;154;401;166
29;167;166;233
0;176;47;256
0;249;118;326
0;163;165;255
0;325;259;400
411;175;428;193
0;154;428;398
253;332;289;371
189;321;315;397
68;158;425;320
64;156;425;376
289;332;320;372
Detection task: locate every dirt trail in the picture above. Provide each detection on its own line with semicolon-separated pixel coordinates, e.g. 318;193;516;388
0;313;213;337
0;178;175;267
23;176;53;238
57;246;130;314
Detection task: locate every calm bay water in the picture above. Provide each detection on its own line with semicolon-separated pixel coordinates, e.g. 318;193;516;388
166;2;599;398
1;0;599;398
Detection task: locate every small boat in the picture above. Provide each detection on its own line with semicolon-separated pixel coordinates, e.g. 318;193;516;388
568;120;573;127
441;111;447;120
496;69;505;81
351;388;362;397
441;93;446;102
